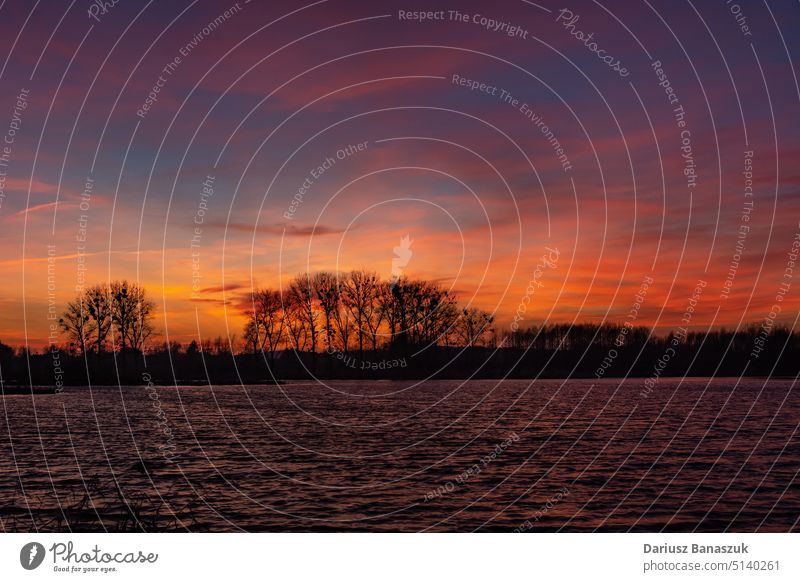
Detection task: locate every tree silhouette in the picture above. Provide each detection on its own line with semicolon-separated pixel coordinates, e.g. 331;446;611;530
60;281;155;354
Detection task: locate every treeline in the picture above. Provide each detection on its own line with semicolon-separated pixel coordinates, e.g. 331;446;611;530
243;271;496;358
53;273;496;357
499;323;800;378
0;276;798;385
1;322;797;385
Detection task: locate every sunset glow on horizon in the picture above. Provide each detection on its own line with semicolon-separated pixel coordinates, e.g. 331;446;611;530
0;0;798;348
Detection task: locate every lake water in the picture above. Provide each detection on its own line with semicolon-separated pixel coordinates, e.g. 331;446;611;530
1;379;798;531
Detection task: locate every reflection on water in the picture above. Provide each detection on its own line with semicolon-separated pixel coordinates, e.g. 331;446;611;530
1;379;798;531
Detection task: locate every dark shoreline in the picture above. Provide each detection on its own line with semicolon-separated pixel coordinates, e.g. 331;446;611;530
1;375;795;394
2;324;798;387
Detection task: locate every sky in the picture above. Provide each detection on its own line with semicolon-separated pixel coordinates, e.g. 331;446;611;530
0;0;798;347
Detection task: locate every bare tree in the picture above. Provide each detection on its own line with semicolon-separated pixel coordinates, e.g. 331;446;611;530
59;298;91;354
110;281;133;351
110;280;155;352
85;284;112;352
61;280;155;353
127;284;155;351
361;274;385;351
385;279;458;347
378;277;414;347
287;275;319;353
332;298;353;352
243;319;259;354
243;288;285;361
418;282;459;346
378;280;400;344
313;272;340;352
456;307;495;347
341;270;381;355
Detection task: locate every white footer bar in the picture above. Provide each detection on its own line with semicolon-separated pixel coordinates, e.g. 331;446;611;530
2;533;797;581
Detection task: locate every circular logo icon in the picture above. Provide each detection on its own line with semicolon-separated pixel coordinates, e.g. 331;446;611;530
20;542;46;570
